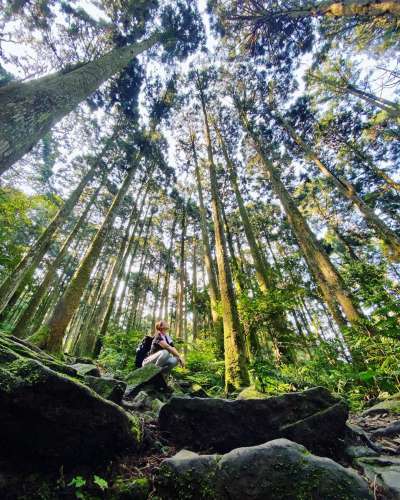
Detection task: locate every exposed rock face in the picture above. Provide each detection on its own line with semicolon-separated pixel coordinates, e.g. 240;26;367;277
0;334;141;466
84;375;126;404
155;439;372;500
159;387;348;456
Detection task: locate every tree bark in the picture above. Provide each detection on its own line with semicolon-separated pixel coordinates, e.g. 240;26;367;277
198;80;249;391
0;33;161;172
190;131;224;355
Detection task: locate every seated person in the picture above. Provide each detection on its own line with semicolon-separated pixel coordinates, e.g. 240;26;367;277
142;320;184;371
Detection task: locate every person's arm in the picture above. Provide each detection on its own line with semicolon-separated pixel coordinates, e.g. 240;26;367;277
159;340;184;367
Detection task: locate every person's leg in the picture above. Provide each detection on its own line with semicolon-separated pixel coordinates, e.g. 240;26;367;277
154;350;172;368
142;350;165;366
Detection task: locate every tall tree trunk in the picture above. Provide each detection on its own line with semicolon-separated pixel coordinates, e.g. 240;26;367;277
11;184;100;338
0;162;99;315
29;164;137;353
192;238;199;342
150;259;163;332
159;216;177;320
214;120;296;361
190;131;224;354
198;80;249;391
275;111;400;260
238;106;370;356
176;208;187;340
0;33;161;172
85;195;141;357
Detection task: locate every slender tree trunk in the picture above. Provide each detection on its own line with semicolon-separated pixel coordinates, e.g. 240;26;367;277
238;107;371;355
0;162;99;315
192;238;199;342
73;256;112;356
29;164;137;353
215;120;296;360
340;139;400;192
87;194;141;356
190;131;224;354
0;33;161;172
160;216;177;320
176;209;186;340
275;111;400;260
150;259;163;332
198;81;249;391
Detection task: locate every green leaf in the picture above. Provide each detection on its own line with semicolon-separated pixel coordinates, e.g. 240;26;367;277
68;476;86;488
93;475;108;490
357;370;377;382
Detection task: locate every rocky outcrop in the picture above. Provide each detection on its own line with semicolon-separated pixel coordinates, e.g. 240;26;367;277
155;439;372;500
0;333;141;466
159;387;348;456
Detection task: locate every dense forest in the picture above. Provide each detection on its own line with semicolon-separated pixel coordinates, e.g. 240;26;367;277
0;0;400;499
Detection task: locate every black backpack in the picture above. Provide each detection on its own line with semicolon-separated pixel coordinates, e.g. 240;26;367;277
135;335;153;368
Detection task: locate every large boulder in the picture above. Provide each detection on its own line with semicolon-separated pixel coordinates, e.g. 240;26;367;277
0;356;141;465
159;387;348;456
155;439;372;500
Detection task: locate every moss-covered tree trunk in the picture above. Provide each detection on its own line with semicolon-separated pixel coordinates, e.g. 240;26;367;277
176;209;187;340
276;112;400;260
198;84;249;391
0;33;161;173
159;216;177;320
0;162;99;316
192;238;199;341
29;165;137;354
238;108;370;356
214;120;296;361
190;132;224;354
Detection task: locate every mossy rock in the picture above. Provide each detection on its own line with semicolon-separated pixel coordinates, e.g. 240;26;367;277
124;364;167;399
237;386;269;400
0;356;141;466
362;392;400;416
155;440;372;499
159;387;348;457
0;333;78;378
109;476;151;500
